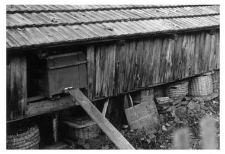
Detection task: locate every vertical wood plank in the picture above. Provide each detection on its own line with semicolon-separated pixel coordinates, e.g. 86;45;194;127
173;35;183;80
8;56;27;120
215;31;220;69
108;44;116;96
123;41;130;92
95;46;101;98
194;32;201;75
180;35;187;78
189;33;196;76
126;40;133;91
114;43;121;95
87;45;95;100
203;33;211;72
143;39;152;86
165;38;174;82
160;37;169;83
209;32;216;70
101;45;108;97
146;38;155;86
153;38;163;84
78;53;87;88
130;40;137;90
199;32;206;73
136;39;144;88
118;43;126;93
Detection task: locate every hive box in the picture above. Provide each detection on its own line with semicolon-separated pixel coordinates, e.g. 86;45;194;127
39;52;87;98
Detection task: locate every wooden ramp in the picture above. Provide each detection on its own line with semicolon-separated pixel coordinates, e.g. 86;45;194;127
69;89;135;150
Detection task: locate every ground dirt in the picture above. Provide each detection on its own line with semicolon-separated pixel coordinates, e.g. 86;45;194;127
65;94;219;150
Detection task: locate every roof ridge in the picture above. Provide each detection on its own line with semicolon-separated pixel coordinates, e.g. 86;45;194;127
7;5;216;14
7;13;219;29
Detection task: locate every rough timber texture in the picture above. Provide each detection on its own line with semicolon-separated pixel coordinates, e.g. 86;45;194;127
7;5;219;49
87;30;220;100
7;56;27;120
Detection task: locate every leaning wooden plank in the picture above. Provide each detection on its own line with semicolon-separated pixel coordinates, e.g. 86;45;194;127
69;89;135;150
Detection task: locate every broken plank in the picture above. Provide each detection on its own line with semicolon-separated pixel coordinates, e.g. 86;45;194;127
69;89;135;150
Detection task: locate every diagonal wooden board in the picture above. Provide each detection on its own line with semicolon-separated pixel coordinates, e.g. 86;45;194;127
69;89;135;150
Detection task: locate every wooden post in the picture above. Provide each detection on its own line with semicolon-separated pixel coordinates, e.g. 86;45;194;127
7;56;27;120
69;89;135;150
52;113;58;143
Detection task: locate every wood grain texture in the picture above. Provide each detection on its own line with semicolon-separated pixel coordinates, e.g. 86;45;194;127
215;31;220;69
87;45;95;99
7;56;27;120
86;31;219;100
69;89;135;150
26;95;77;116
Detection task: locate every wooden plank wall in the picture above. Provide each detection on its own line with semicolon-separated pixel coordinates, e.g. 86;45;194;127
7;56;27;120
87;30;220;100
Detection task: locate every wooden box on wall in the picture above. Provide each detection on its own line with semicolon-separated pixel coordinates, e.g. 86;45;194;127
40;52;87;98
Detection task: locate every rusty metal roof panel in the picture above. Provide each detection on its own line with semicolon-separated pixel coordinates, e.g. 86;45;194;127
6;5;220;49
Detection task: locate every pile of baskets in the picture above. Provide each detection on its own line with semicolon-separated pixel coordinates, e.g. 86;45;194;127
189;74;213;96
165;81;189;99
7;125;40;149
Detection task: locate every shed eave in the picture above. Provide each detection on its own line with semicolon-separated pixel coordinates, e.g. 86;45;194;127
7;26;219;52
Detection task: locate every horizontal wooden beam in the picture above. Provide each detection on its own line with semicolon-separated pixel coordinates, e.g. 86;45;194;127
26;95;78;117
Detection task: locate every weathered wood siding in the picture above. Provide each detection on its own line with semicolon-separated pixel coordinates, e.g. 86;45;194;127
7;56;27;120
87;30;220;100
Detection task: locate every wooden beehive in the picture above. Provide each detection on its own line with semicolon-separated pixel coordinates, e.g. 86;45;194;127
39;52;87;98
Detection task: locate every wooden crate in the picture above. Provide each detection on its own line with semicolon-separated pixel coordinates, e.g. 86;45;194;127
39;52;87;98
125;99;160;133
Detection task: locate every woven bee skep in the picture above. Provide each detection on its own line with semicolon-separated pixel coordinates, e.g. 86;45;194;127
189;75;213;96
165;81;189;99
212;70;220;92
7;125;40;149
65;116;101;141
154;86;165;98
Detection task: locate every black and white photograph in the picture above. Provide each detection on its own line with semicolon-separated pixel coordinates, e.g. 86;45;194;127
5;1;220;150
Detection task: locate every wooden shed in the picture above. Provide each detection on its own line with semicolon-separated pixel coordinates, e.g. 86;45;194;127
6;5;220;147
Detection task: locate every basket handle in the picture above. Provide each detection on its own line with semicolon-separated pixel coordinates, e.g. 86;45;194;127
128;94;134;107
102;98;109;117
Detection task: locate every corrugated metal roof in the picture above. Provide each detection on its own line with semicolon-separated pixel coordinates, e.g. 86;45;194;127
6;5;220;49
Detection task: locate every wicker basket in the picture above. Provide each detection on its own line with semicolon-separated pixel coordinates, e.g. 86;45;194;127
155;97;170;105
7;125;40;149
131;89;154;104
154;86;165;98
212;70;220;92
165;81;189;99
189;75;213;96
64;116;101;141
